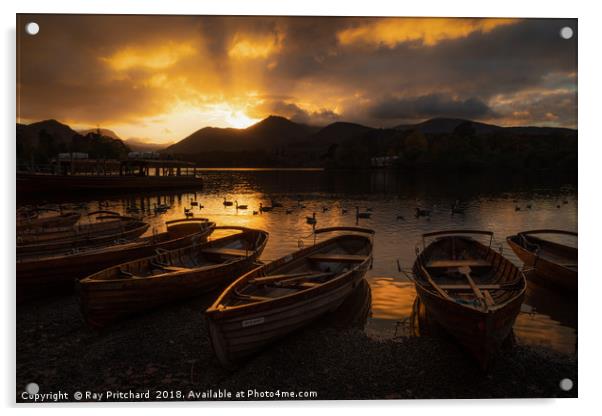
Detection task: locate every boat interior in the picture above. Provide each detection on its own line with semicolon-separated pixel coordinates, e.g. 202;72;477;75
418;236;524;310
93;229;266;281
227;235;372;306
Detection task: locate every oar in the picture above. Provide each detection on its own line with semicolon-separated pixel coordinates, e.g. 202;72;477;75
250;271;334;285
275;272;336;287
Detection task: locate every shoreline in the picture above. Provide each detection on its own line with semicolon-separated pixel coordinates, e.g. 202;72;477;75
17;291;577;402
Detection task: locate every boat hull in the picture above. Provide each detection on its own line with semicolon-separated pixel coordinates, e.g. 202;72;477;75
415;283;524;369
206;238;372;368
413;231;526;370
17;222;214;303
17;212;81;233
507;237;577;292
78;228;267;328
79;257;260;328
17;219;150;256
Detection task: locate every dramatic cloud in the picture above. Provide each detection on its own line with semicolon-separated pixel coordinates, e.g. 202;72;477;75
369;94;496;121
102;42;197;71
248;99;341;125
16;15;577;142
337;18;518;48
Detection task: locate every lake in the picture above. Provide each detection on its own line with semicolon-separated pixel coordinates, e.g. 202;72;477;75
20;168;578;354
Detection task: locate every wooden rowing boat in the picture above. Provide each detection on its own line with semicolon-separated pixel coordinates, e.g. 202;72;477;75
17;214;149;256
412;230;526;370
507;229;577;293
78;226;269;328
16;218;215;303
17;212;81;233
205;226;374;368
17;211;123;243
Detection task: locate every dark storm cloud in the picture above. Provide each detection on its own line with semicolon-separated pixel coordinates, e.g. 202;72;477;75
269;18;576;101
257;17;577;126
16;14;577;137
369;94;496;120
250;100;340;125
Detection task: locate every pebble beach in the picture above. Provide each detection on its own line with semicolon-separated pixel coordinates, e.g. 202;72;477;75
16;290;577;402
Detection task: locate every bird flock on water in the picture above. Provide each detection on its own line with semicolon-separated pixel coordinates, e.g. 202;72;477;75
115;192;573;227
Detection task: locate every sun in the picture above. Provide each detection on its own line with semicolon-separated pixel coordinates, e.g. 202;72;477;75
226;110;260;129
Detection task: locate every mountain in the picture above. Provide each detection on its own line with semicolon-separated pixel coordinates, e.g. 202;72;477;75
17;116;576;170
79;128;175;152
125;138;174;152
17;119;79;148
395;118;502;135
395;117;576;136
303;122;374;148
165;115;317;154
17;119;130;164
504;125;577;136
78;128;122;141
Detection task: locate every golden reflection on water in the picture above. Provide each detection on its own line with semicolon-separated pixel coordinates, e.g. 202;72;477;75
369;278;416;320
27;170;577;355
514;312;576;355
367;276;577;354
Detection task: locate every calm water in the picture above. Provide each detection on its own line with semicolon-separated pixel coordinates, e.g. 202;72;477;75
20;169;578;354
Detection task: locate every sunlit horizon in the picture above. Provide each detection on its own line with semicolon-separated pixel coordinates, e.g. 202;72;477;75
17;15;577;144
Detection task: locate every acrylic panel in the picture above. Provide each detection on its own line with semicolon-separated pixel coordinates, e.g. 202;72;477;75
16;14;577;402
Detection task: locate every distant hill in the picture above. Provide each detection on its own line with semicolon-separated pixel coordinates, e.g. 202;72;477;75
79;128;174;152
17;120;130;164
125;138;174;152
302;122;374;149
329;117;577;171
17;116;577;170
17;119;79;149
78;128;122;141
395;118;502;135
165;115;317;154
395;117;576;136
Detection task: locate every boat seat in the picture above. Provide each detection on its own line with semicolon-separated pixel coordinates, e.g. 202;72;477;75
201;247;250;257
233;293;271;302
426;259;491;268
150;261;190;272
118;268;147;279
159;265;190;272
118;268;135;278
439;284;502;290
308;254;367;263
297;282;320;289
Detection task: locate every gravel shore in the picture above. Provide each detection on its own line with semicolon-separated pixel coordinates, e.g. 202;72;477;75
17;292;577;402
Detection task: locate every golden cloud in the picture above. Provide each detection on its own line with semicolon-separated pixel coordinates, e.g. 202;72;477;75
337;18;519;48
228;32;284;59
101;42;196;71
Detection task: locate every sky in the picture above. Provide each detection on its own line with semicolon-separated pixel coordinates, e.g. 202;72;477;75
17;15;577;144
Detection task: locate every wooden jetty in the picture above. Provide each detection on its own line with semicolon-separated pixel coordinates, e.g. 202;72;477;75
17;158;202;195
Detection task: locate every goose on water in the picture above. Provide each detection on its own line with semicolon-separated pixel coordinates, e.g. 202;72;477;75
306;212;317;224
